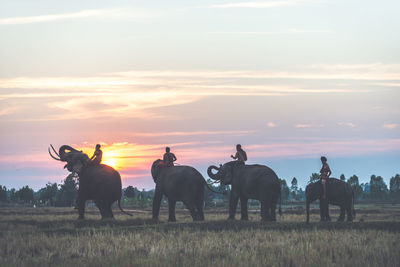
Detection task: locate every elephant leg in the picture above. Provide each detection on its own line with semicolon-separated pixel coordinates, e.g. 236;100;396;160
240;197;248;221
152;188;162;221
325;202;331;221
168;200;176;222
94;200;106;218
270;204;277;221
184;201;198;221
95;200;113;219
76;196;86;220
319;199;328;221
338;206;345;222
228;194;239;220
195;201;204;221
105;202;114;219
346;202;353;222
260;200;270;221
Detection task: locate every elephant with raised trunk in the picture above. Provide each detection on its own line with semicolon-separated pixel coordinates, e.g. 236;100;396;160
151;159;218;222
306;178;355;223
49;144;132;219
207;162;281;221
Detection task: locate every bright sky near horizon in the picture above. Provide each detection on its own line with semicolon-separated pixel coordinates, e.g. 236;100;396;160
0;0;399;190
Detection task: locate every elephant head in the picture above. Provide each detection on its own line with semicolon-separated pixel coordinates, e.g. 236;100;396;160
151;159;163;183
48;144;89;174
207;162;234;185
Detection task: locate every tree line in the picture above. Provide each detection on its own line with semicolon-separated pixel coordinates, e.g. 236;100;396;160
1;173;399;206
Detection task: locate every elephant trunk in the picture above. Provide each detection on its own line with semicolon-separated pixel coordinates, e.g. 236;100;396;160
207;165;220;180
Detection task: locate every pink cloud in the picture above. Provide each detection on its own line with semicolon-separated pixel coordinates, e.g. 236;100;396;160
294;123;324;129
267;122;278;128
383;123;398;129
338;122;356;128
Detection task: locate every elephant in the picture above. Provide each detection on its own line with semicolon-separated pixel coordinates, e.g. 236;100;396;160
151;159;219;222
49;144;132;219
207;162;281;221
305;178;355;223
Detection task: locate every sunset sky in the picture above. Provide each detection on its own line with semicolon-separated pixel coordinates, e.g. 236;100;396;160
1;0;399;190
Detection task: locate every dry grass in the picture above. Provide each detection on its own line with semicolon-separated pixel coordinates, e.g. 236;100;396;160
0;204;399;267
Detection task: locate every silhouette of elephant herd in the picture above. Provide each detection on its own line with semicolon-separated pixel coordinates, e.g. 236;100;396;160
48;144;355;223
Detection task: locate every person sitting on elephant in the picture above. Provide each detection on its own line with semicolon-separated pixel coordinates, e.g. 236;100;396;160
162;147;177;167
231;144;247;165
320;156;331;199
90;144;103;165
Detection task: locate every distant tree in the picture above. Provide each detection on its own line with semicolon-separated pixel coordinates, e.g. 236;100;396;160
290;177;298;200
360;183;370;198
308;173;320;184
280;179;290;201
297;188;305;201
0;185;7;202
204;179;217;207
217;183;231;201
340;174;346;182
57;174;78;206
37;182;59;206
15;185;34;203
369;175;388;200
9;188;17;202
389;174;400;201
125;186;135;198
347;175;363;200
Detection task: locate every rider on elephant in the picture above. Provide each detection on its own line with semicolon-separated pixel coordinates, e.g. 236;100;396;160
162;147;177;167
320;156;332;199
90;144;103;165
231;144;247;165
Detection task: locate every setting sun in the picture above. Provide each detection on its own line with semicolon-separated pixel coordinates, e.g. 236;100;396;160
102;158;118;169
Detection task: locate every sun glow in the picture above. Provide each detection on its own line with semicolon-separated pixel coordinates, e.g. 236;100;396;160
76;142;157;173
102;158;119;169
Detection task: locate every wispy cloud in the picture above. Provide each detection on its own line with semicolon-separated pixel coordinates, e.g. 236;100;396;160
294;123;324;128
0;107;19;116
247;139;400;159
338;122;356;128
382;123;398;129
0;64;396;121
207;0;312;9
130;130;256;137
209;28;333;35
0;8;157;25
267;122;278;128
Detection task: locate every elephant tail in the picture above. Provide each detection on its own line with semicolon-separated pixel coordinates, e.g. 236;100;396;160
204;181;226;195
118;199;133;216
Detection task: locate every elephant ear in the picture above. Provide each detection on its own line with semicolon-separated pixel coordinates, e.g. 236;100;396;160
222;164;234;184
65;153;89;174
151;159;162;183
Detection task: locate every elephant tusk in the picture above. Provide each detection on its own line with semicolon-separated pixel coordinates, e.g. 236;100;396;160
50;144;61;158
48;147;61;161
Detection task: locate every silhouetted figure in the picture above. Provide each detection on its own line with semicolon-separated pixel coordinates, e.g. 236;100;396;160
231;144;247;165
163;147;177;167
320;156;331;199
90;144;103;165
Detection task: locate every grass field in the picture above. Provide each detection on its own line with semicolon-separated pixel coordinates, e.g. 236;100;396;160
1;204;400;267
